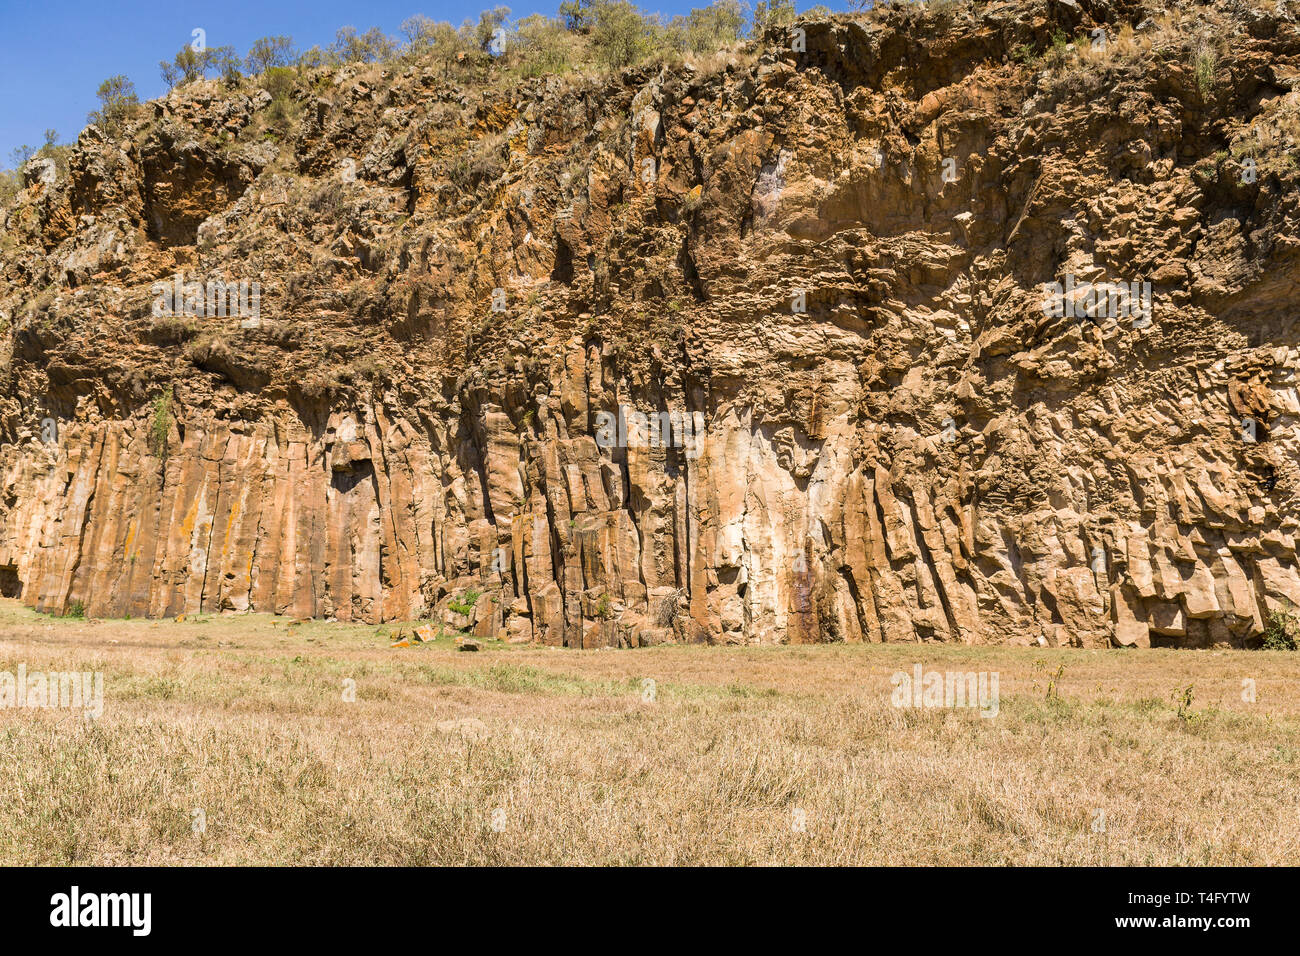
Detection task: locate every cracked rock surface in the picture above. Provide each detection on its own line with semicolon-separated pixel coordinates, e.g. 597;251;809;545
2;0;1299;648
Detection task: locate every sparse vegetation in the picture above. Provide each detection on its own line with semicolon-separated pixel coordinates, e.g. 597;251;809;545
260;66;300;137
1042;28;1071;71
1262;604;1299;651
751;0;797;38
1172;683;1198;723
87;75;140;137
1191;35;1218;97
0;169;17;207
159;43;239;88
0;0;814;187
448;130;508;197
149;386;174;457
449;589;482;615
332;26;396;64
245;35;296;74
512;14;579;77
0;602;1296;865
0;130;70;203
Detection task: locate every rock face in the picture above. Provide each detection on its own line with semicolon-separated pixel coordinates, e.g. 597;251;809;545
2;1;1300;648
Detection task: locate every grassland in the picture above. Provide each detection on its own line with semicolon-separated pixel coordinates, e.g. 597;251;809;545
0;598;1296;865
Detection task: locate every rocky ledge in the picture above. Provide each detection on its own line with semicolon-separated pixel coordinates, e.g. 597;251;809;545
2;0;1299;648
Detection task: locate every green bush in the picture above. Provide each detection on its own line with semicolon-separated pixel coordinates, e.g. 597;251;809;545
513;14;576;76
448;589;482;615
681;0;743;54
246;35;295;74
87;75;140;136
0;169;17;207
750;0;796;38
1262;604;1299;650
260;67;301;137
294;46;332;71
332;26;396;63
210;46;242;85
590;1;656;69
261;66;297;100
1042;29;1071;71
159;44;239;88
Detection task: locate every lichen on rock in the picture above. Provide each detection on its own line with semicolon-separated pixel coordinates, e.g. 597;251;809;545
1;1;1299;649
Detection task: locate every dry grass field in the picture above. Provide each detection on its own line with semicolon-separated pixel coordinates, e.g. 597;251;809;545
0;597;1296;865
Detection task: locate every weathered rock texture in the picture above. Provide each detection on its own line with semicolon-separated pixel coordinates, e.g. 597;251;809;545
3;0;1300;647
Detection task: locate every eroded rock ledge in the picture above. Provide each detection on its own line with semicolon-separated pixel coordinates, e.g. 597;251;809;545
2;1;1299;647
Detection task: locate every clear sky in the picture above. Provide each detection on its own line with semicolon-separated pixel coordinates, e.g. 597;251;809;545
0;0;849;166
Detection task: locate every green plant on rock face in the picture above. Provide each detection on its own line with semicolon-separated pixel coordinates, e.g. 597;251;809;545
1262;603;1299;650
595;593;612;619
1011;42;1036;65
448;588;481;616
64;600;86;619
1042;29;1071;71
1191;37;1217;97
150;385;174;457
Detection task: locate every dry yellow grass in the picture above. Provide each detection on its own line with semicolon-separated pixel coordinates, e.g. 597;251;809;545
0;598;1296;865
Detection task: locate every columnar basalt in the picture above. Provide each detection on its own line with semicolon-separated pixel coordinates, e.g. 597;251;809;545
2;2;1299;647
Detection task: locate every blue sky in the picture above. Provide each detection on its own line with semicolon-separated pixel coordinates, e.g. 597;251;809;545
0;0;849;166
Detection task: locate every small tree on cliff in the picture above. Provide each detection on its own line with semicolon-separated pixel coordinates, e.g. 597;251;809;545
245;35;295;74
87;76;140;136
589;1;655;69
159;44;239;87
332;26;396;63
681;0;744;54
750;0;796;38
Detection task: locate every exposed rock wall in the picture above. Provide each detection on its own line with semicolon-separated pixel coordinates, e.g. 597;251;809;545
3;1;1300;647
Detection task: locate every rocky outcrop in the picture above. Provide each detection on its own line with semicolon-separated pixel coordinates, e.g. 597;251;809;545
2;0;1299;647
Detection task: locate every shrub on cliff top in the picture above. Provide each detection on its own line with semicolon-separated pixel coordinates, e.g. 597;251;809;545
159;44;240;88
750;0;796;38
513;14;579;77
245;35;295;74
678;0;745;54
590;1;658;69
332;26;396;63
87;75;140;137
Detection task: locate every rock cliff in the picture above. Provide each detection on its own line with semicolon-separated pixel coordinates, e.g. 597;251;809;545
3;0;1300;648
